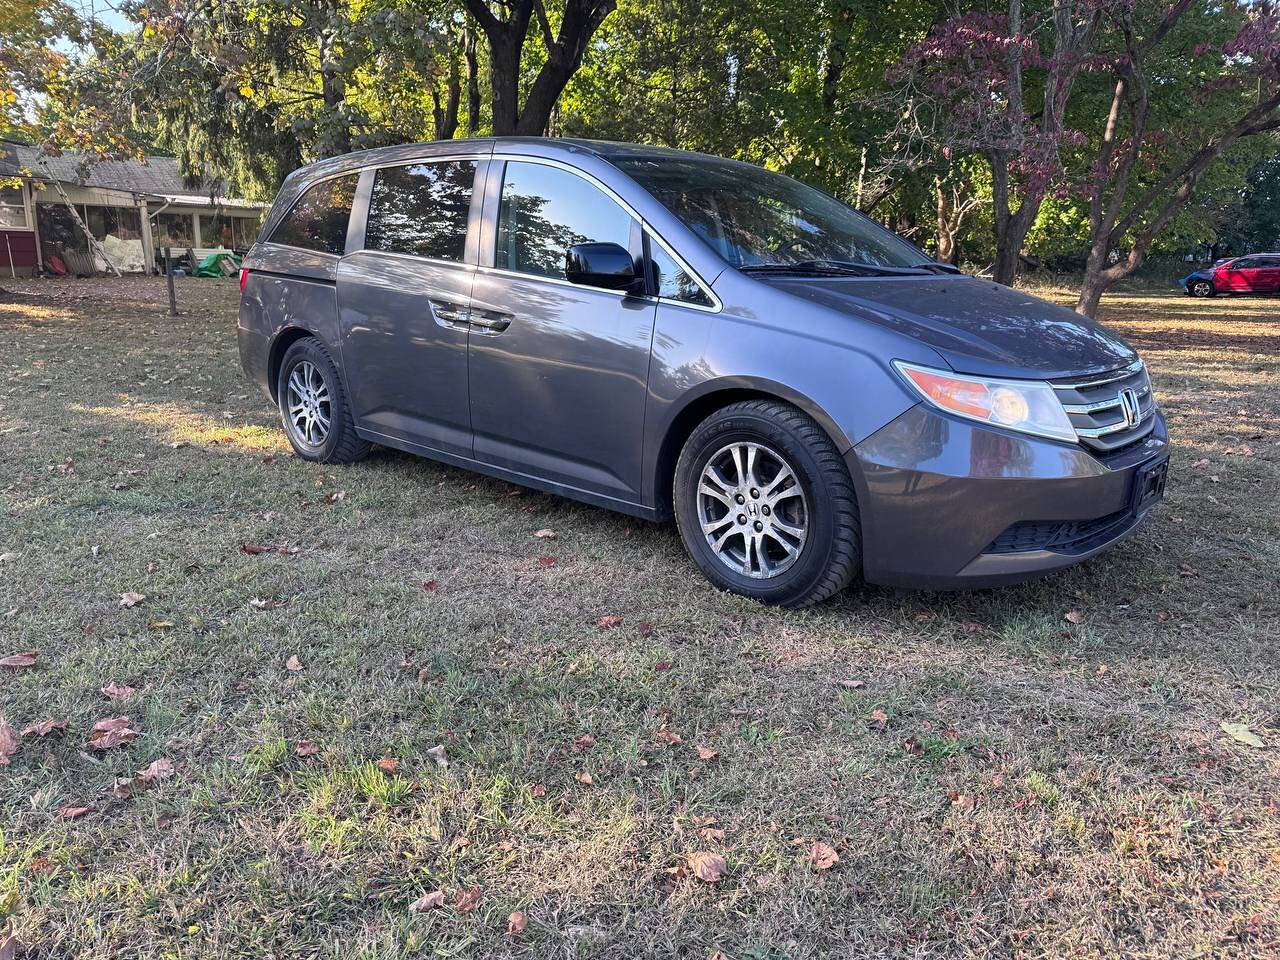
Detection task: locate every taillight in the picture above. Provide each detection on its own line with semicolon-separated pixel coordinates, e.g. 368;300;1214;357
239;267;249;293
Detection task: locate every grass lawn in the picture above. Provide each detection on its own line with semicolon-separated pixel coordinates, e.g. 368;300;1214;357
1;277;1277;958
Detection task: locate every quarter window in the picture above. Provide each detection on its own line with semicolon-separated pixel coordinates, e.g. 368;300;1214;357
268;174;358;255
496;161;632;281
365;160;476;262
647;239;712;306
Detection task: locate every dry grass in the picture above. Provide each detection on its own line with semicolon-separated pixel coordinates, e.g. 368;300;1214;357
1;277;1278;959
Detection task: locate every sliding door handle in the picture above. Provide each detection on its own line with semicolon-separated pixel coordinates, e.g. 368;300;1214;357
429;299;470;331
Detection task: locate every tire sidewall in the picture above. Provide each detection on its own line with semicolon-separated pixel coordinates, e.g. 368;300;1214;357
277;339;347;462
674;409;838;605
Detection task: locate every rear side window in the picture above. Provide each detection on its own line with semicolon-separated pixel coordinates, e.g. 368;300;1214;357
268;174;358;254
365;160;477;262
496;161;632;281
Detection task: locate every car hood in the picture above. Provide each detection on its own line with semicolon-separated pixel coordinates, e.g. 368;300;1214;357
763;274;1138;379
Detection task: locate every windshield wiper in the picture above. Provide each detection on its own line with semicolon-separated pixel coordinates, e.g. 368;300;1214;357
739;259;935;277
910;261;963;275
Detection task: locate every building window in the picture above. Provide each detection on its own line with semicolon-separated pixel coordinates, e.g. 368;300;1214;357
154;212;194;250
0;186;29;229
84;205;142;241
233;215;262;248
199;213;235;248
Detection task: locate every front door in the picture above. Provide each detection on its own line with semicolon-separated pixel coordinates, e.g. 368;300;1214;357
336;158;483;457
467;159;656;505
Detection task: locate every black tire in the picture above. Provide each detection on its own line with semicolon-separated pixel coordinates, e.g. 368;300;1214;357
276;337;371;464
1189;278;1215;298
673;400;861;607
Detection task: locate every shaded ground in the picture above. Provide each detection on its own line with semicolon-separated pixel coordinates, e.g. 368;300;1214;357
1;279;1277;958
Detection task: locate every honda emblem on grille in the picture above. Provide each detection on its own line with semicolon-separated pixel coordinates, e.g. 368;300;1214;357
1118;388;1140;428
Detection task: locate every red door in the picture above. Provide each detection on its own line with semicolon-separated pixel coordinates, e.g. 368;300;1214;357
1259;257;1280;292
1220;257;1265;292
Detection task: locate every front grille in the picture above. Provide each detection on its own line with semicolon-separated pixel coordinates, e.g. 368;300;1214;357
986;507;1138;555
1052;360;1156;454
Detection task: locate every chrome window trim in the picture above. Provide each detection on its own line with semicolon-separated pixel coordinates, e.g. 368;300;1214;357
489;153;723;313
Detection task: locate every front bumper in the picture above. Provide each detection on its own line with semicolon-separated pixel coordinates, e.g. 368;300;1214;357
848;404;1169;589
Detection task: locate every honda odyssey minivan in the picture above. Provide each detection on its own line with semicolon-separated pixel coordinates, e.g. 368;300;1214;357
238;138;1169;607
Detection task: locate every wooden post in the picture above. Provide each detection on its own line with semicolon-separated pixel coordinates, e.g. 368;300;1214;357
164;246;178;316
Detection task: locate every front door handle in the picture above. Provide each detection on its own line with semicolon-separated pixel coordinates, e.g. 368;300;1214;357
468;309;512;334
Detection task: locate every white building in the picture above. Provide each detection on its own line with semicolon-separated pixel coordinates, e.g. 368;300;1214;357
0;141;267;277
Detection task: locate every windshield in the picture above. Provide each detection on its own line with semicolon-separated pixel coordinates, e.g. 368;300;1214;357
611;154;929;270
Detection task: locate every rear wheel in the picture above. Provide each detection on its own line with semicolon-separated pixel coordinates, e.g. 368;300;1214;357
673;400;860;607
277;337;370;464
1190;278;1215;298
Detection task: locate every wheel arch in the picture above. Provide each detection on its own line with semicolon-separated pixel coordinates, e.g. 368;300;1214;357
267;326;319;402
650;378;855;520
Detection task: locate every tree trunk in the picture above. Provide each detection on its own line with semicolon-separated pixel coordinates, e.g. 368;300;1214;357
464;29;481;136
317;27;350;156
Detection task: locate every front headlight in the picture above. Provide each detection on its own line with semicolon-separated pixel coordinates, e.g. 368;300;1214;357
893;361;1077;443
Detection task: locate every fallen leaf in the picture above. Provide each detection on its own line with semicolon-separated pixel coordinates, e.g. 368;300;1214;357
837;679;864;689
422;579;439;592
689;851;727;883
454;886;482;913
19;719;66;738
377;757;399;775
576;770;594;785
0;719;18;766
416;667;432;685
810;841;839;871
136;758;175;784
240;543;269;555
119;591;146;608
426;744;448;769
111;775;143;799
87;716;139;751
57;805;95;820
323;490;346;504
655;726;683;746
699;826;726;842
285;655;303;672
295;739;319;758
903;737;924;756
1220;721;1265;748
507;911;528;934
531;783;547;798
249;597;278;610
102;681;138;701
0;651;39;669
533;528;556;539
535;556;557;568
571;733;595;753
1224;443;1254;457
696;744;719;761
655;660;672;672
148;620;174;631
409;889;445;913
868;707;889;732
596;614;623;629
1064;610;1085;625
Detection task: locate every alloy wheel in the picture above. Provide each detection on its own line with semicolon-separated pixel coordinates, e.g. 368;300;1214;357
696;441;809;579
285;360;332;448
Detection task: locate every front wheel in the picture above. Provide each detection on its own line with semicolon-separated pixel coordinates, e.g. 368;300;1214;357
673;400;861;607
1189;279;1215;298
277;337;371;464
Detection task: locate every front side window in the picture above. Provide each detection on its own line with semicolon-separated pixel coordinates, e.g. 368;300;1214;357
269;174;358;255
365;160;476;262
612;155;927;270
496;161;632;281
647;238;712;306
0;186;28;228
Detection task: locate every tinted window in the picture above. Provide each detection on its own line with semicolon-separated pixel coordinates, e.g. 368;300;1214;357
496;161;632;280
648;239;712;306
365;160;476;261
269;174;358;254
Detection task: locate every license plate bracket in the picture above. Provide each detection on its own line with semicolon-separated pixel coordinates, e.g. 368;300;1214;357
1132;456;1169;513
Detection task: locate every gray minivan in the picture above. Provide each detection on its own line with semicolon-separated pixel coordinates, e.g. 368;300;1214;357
238;138;1169;607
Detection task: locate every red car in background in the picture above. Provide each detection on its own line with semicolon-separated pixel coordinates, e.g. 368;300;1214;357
1181;254;1280;297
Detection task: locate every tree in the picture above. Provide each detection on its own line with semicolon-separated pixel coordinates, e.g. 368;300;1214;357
461;0;616;136
891;1;1103;285
1074;1;1280;315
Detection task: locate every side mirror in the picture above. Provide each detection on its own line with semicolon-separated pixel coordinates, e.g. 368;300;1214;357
565;242;643;293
